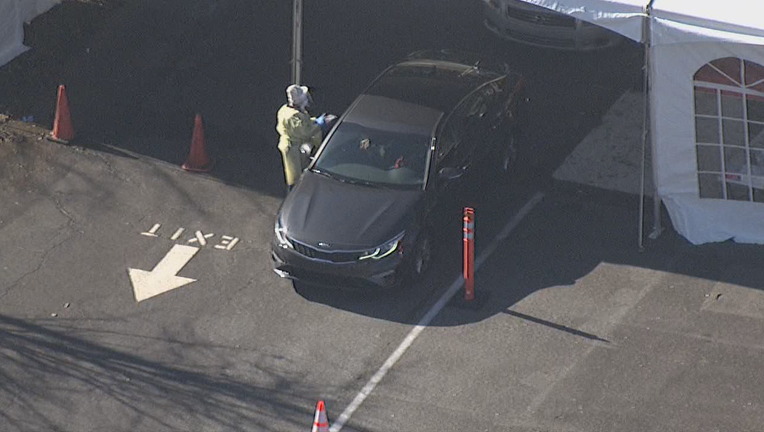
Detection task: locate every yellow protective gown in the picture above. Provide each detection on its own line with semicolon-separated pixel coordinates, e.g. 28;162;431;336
276;104;323;186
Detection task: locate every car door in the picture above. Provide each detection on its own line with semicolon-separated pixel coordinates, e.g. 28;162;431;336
430;97;485;229
487;72;529;170
468;82;506;166
438;91;490;173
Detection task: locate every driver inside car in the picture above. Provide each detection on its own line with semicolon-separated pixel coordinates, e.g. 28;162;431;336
358;138;406;170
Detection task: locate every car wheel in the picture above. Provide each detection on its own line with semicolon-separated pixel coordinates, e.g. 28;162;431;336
499;133;518;174
408;233;432;281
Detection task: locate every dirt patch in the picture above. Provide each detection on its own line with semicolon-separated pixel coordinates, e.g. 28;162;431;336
0;1;123;192
0;120;62;193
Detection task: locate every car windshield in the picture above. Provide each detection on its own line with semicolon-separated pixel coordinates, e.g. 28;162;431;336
312;121;432;189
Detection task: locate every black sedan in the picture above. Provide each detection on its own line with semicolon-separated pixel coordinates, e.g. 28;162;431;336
272;50;526;290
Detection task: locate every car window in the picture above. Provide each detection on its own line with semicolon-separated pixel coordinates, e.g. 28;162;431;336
437;116;465;162
480;82;500;114
313;121;432;189
466;91;489;118
437;92;487;167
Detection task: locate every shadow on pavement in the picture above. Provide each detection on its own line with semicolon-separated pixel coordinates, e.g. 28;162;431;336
502;309;611;343
291;181;764;328
8;0;744;333
0;314;314;431
0;0;643;199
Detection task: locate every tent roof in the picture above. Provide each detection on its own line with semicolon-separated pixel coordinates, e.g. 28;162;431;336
653;0;764;45
524;0;764;45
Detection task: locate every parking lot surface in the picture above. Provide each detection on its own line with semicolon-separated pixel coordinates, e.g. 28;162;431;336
2;1;763;431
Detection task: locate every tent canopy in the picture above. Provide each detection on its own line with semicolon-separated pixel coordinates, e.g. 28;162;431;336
524;0;764;45
524;0;764;245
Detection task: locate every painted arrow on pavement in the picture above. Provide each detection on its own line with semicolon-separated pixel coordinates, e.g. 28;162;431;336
128;244;200;302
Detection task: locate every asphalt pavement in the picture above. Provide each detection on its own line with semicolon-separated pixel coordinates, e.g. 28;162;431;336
2;0;763;431
341;182;764;431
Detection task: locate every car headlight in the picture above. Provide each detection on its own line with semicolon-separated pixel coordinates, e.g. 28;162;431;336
274;218;293;248
358;232;405;261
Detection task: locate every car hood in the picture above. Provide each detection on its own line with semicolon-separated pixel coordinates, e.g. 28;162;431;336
280;171;424;248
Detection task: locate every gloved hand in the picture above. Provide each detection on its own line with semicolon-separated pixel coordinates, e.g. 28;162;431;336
300;143;313;155
315;113;335;135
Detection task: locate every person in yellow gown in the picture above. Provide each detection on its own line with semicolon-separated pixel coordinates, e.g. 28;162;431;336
276;85;323;192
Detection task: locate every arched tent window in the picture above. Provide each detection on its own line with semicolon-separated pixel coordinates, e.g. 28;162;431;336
694;57;764;203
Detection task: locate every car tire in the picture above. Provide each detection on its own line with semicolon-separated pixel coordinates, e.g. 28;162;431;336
406;232;432;282
497;131;519;177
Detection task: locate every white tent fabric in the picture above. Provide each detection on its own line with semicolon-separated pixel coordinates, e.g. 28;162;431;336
524;0;764;45
0;0;61;68
654;0;764;46
0;1;28;68
521;0;764;244
19;0;62;22
652;43;764;244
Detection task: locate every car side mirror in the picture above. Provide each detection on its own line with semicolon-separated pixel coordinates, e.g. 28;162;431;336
438;167;465;181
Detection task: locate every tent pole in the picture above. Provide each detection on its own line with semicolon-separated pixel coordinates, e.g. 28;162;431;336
638;2;652;250
644;0;664;241
647;62;664;241
637;30;647;249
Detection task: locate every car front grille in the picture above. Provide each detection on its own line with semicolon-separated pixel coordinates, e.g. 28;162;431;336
506;5;576;28
289;238;366;263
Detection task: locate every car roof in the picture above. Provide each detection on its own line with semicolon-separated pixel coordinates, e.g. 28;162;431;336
343;94;443;136
363;56;505;113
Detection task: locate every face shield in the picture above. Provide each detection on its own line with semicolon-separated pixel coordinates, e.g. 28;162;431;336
304;90;314;110
287;85;312;110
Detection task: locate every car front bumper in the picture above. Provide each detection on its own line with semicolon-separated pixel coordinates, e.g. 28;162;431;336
271;241;404;290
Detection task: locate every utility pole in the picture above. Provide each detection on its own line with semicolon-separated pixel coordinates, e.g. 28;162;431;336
291;0;303;85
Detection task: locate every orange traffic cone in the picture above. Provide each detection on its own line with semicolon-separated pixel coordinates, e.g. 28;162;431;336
50;84;75;143
311;400;330;432
182;114;213;172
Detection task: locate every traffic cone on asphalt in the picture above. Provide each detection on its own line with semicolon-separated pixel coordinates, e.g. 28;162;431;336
311;400;330;432
49;84;75;143
182;114;213;172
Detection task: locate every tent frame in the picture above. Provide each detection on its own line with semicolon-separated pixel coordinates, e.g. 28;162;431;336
638;0;663;249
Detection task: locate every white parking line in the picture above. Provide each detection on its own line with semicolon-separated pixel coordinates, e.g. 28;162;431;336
330;192;544;432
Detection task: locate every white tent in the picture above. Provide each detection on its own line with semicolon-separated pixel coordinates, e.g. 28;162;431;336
522;0;764;244
0;0;61;68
